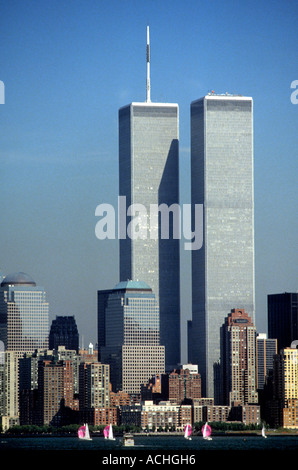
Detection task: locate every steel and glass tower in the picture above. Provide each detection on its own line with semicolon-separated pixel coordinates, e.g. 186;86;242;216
188;94;255;398
0;272;49;352
118;27;180;371
99;280;165;396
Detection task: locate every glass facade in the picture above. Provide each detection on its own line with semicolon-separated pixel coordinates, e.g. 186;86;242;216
119;102;180;371
100;281;165;395
0;272;49;352
189;95;255;398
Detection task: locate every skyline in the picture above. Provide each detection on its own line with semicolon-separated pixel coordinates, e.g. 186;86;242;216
0;0;297;361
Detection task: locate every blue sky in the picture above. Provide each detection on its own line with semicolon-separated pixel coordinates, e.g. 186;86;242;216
0;0;297;360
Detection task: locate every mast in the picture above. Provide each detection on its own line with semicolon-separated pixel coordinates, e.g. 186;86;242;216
146;25;151;102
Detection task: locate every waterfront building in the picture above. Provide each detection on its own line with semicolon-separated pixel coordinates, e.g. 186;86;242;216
99;281;165;396
273;341;298;428
49;315;79;352
118;27;180;371
93;406;118;426
19;347;81;425
37;358;74;426
201;404;230;423
220;308;258;406
268;292;298;351
229;404;260;425
188;94;255;397
141;400;180;430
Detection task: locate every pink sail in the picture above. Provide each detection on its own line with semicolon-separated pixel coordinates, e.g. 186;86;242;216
184;424;192;437
103;425;110;438
78;425;86;438
202;423;212;437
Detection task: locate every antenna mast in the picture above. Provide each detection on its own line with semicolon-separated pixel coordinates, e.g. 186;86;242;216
146;25;151;102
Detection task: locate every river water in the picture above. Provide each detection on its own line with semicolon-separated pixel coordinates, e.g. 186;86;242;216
1;434;298;452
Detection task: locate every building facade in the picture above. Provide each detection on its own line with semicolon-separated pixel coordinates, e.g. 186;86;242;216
0;272;49;353
220;308;258;406
0;272;49;422
268;292;298;352
99;281;165;396
49;315;79;352
37;359;74;426
188;94;255;397
273;342;298;428
256;333;277;390
168;368;201;404
79;361;110;411
118;29;180;372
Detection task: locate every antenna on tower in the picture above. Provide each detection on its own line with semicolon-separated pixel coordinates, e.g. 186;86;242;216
146;25;151;102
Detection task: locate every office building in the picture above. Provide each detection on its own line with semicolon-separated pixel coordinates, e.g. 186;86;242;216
0;272;49;421
268;292;298;351
118;27;180;371
49;315;79;352
256;333;277;390
0;272;49;353
188;94;255;397
220;308;258;406
99;280;165;396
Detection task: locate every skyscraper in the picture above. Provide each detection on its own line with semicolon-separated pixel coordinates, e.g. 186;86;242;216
220;308;258;406
272;341;298;428
256;333;277;391
118;27;180;371
49;315;79;352
268;292;298;351
188;94;255;397
99;280;165;396
0;272;49;353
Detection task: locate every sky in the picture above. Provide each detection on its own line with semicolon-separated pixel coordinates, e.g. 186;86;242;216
0;0;297;361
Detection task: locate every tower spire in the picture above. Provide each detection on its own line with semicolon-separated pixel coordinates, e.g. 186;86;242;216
146;25;151;102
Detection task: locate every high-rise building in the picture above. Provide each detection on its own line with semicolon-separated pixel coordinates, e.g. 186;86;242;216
272;341;298;428
268;292;298;351
220;308;258;406
49;315;79;352
0;272;49;422
118;27;180;371
79;362;110;411
256;333;277;390
188;94;255;397
37;358;74;426
99;281;165;396
0;272;49;353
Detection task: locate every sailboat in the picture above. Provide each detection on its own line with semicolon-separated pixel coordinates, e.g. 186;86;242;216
184;423;192;440
202;422;212;441
104;424;116;441
78;423;92;441
262;425;267;439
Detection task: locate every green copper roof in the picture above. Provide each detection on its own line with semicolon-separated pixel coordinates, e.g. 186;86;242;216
113;280;152;291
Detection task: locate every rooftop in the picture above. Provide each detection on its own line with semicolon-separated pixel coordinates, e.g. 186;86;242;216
1;272;36;287
113;280;152;291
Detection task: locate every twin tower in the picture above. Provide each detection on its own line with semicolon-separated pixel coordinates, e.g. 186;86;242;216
99;27;255;399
